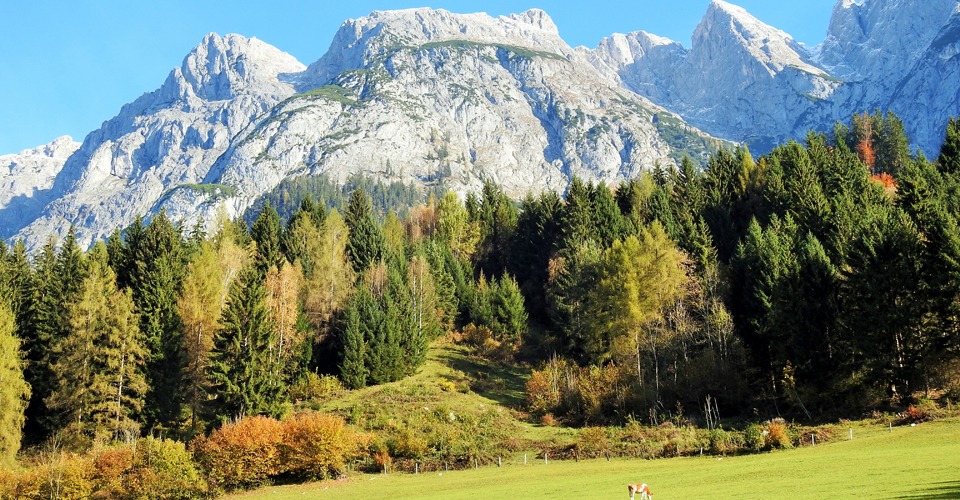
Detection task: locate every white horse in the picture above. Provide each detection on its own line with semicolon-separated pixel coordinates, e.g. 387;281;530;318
628;483;652;500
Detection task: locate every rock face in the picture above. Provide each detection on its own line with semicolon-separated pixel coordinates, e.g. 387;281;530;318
4;1;959;251
590;0;960;155
0;9;720;251
2;34;306;249
0;136;80;224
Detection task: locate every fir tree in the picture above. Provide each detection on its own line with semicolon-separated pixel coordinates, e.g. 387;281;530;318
491;274;528;342
127;210;188;430
938;117;960;176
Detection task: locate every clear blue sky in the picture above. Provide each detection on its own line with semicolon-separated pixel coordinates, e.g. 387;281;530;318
0;0;838;154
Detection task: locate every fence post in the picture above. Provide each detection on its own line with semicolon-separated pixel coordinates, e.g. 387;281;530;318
811;434;815;446
415;462;419;474
498;456;502;468
544;453;548;465
524;454;527;465
849;428;853;440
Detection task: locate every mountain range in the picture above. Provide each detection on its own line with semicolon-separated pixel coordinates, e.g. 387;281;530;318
1;0;958;250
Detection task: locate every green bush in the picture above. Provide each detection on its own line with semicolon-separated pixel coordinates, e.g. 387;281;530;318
126;437;205;499
744;424;765;452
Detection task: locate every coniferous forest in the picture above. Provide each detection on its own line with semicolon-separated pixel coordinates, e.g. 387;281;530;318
1;113;960;496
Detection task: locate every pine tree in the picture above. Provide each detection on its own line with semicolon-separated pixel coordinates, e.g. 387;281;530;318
207;265;283;423
0;299;30;467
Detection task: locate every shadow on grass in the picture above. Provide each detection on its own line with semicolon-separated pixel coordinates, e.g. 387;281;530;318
903;481;960;499
432;349;529;409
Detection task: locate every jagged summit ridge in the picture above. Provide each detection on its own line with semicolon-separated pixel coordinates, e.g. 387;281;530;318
300;8;570;90
4;1;960;251
1;7;721;251
589;0;959;155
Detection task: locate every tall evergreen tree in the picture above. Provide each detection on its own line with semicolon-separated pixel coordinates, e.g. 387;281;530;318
338;289;370;389
938;117;960;176
345;188;386;273
207;265;283;422
251;200;285;273
122;210;188;430
491;274;528;343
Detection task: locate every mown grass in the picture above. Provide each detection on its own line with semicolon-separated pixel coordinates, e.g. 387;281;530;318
228;416;960;499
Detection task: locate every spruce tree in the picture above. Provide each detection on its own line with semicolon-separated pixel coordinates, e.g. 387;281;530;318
491;274;528;342
338;295;368;389
207;265;283;423
127;210;187;430
21;239;60;442
251;200;285;273
345;188;386;273
937;117;960;176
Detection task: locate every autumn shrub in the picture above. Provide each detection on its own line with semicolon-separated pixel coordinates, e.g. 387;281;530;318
764;420;792;449
90;446;134;498
387;428;429;460
904;399;938;423
192;416;284;492
280;411;369;480
526;369;559;415
540;413;557;427
462;324;494;350
29;452;92;500
575;427;610;457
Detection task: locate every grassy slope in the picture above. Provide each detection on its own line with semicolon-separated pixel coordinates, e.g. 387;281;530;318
230;343;960;499
305;340;576;446
230;417;960;499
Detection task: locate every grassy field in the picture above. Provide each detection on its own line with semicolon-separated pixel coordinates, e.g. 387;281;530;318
229;416;960;499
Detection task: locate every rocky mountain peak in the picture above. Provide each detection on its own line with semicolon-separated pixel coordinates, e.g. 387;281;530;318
818;0;957;81
695;0;820;76
169;33;305;102
0;136;80;211
300;7;569;89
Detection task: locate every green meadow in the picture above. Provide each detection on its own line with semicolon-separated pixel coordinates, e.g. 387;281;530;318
231;416;960;499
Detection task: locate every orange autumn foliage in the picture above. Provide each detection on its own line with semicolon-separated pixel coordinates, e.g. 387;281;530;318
871;172;897;191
